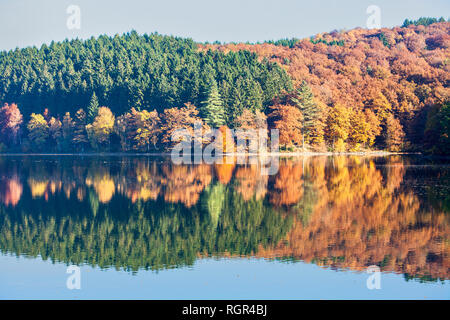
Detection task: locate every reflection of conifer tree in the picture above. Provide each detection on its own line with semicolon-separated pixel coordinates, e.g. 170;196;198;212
88;188;99;217
202;182;226;229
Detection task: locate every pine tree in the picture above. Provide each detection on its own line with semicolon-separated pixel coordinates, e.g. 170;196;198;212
87;92;99;123
291;81;322;149
73;109;89;152
62;112;75;151
200;81;226;128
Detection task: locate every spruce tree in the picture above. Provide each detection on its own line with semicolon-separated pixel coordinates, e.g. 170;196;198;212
73;109;89;152
87;92;99;123
291;80;321;148
200;81;226;128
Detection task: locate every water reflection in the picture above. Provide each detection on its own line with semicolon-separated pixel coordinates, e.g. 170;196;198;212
0;155;448;282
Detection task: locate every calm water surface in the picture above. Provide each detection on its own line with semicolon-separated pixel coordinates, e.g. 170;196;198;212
0;155;448;299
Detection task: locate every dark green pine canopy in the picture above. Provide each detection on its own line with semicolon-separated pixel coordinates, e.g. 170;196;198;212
0;31;292;124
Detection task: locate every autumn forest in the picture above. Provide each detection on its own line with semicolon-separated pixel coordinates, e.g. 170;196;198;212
0;17;449;154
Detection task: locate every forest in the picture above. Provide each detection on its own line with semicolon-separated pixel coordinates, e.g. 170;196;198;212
0;18;449;154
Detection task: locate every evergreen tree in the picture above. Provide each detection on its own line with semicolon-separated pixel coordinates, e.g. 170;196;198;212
62;112;75;151
87;92;99;123
200;81;226;128
291;81;322;149
0;32;292;120
72;109;89;152
437;101;450;155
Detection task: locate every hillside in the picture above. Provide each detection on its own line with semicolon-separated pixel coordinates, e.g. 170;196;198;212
0;19;449;153
201;20;450;153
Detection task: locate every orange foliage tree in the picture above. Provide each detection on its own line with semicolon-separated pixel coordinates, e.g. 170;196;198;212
268;104;303;149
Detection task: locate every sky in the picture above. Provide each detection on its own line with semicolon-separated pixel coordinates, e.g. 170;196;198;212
1;254;449;299
0;0;449;51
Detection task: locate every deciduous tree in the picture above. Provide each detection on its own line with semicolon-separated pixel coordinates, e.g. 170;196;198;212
27;113;49;150
0;103;23;147
325;103;351;151
268;104;303;149
86;107;115;151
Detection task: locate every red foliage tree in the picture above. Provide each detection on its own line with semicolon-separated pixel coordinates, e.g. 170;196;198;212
0;103;23;146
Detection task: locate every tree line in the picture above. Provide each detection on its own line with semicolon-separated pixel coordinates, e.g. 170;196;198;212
0;80;448;153
0;20;449;154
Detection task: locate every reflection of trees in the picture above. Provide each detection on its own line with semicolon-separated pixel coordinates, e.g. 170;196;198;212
85;169;115;203
0;161;22;207
0;155;448;281
269;160;304;206
0;183;291;272
234;165;268;201
257;156;450;282
162;164;213;207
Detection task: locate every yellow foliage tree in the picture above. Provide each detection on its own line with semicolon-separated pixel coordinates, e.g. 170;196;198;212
368;92;392;122
131;108;161;152
27;113;49;149
348;109;369;151
86;106;115;151
364;109;382;147
325;103;351;151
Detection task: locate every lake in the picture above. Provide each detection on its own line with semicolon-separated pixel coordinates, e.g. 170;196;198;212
0;155;448;299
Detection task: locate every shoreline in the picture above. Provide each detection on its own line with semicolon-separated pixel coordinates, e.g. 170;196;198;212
0;151;420;157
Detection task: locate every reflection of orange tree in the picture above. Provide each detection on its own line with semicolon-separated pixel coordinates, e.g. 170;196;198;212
214;156;235;185
161;164;213;208
0;176;22;207
117;161;162;203
269;159;304;206
234;164;268;201
115;161;214;208
257;156;450;281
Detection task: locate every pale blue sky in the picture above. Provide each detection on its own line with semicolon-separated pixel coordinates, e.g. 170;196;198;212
0;0;449;51
1;254;449;299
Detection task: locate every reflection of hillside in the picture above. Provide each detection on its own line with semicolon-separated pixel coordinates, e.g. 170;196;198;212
0;184;292;271
257;156;450;282
0;156;448;280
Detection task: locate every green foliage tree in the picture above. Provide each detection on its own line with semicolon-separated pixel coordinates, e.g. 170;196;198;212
200;80;227;128
62;112;74;151
437;102;450;155
72;109;89;152
291;81;324;148
0;32;291;120
402;17;446;27
87;92;99;123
